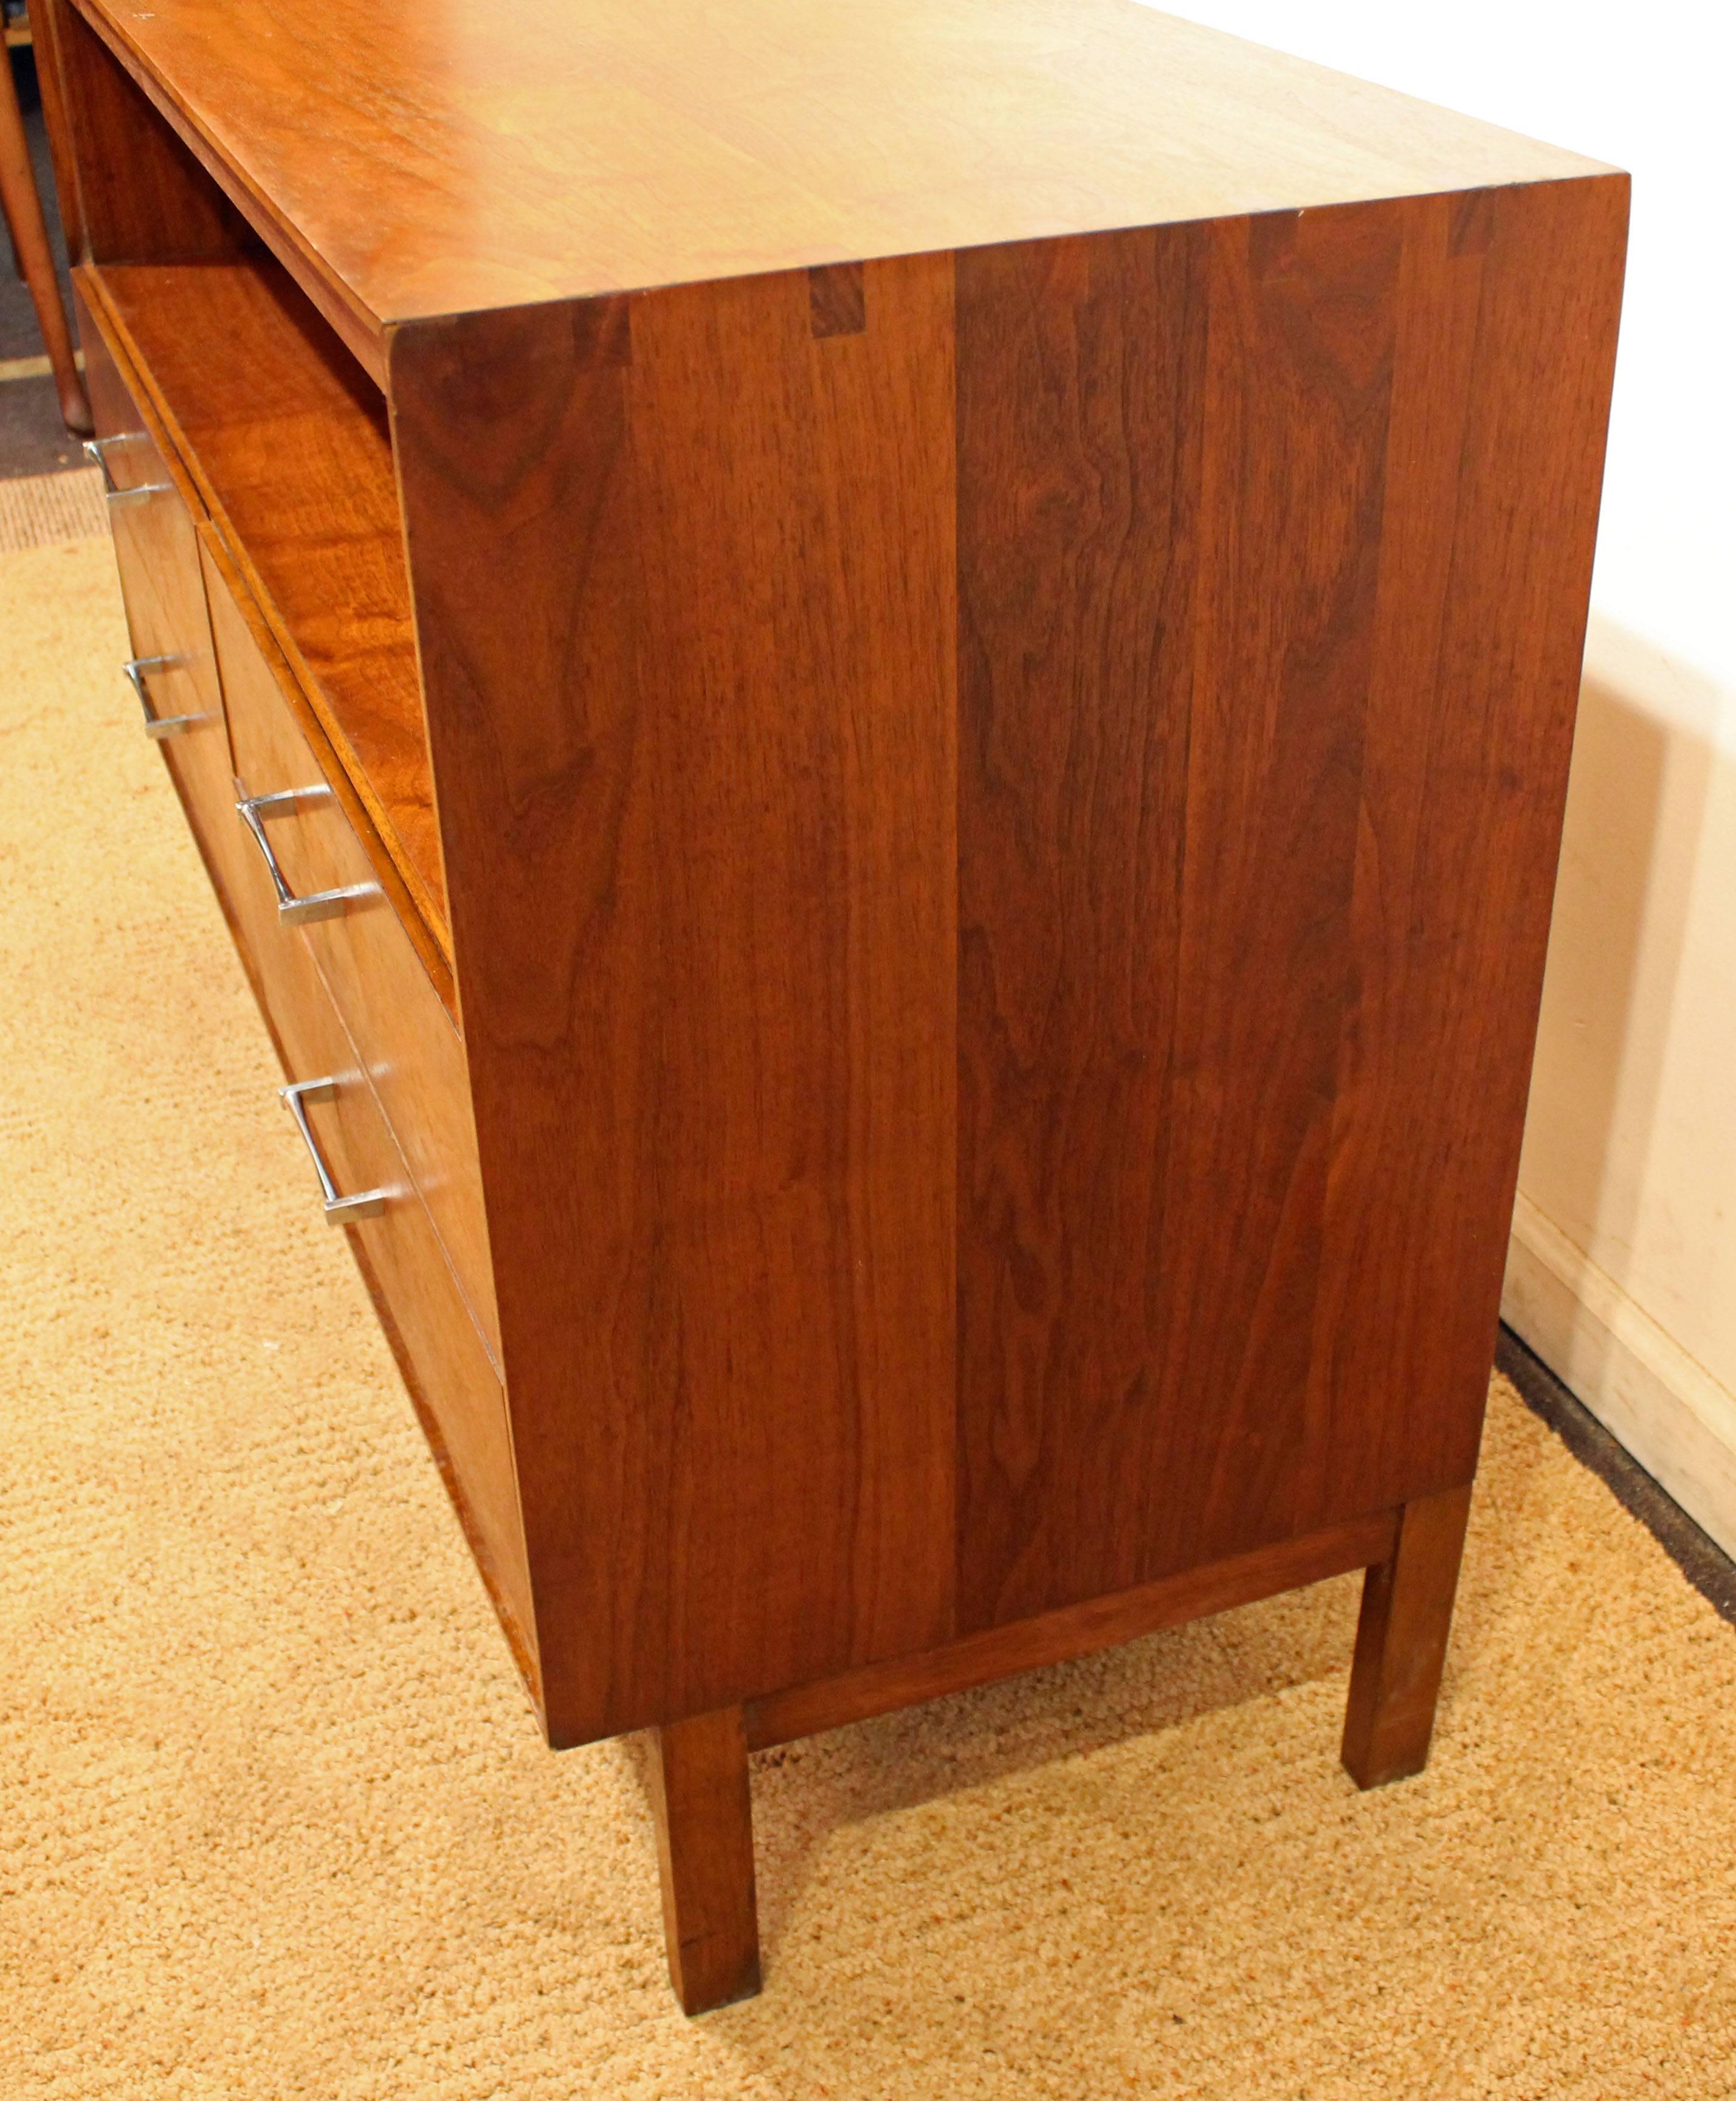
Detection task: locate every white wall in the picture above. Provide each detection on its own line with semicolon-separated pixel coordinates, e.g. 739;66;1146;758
1135;2;1736;1551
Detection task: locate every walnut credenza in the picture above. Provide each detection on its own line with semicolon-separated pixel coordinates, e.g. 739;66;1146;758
38;0;1627;2014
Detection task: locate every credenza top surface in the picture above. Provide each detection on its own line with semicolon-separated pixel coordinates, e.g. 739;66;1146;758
77;0;1611;327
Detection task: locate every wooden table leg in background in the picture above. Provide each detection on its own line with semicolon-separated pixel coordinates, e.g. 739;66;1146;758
0;32;91;433
1342;1483;1476;1790
649;1706;762;2015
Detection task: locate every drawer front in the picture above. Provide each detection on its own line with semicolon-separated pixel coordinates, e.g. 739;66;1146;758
78;295;238;874
78;290;535;1706
267;947;535;1678
201;547;501;1364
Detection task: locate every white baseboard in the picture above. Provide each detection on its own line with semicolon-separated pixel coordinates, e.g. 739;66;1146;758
1502;1193;1736;1562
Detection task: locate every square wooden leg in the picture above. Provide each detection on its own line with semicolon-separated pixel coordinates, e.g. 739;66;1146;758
648;1705;762;2014
1342;1483;1474;1790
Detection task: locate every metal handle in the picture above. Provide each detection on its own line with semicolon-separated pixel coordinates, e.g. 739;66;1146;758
280;1078;387;1223
235;787;375;925
83;435;170;506
123;654;201;740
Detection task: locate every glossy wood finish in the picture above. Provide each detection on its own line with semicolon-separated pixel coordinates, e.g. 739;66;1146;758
649;1709;761;2016
1342;1485;1474;1789
197;537;534;1663
953;182;1627;1633
747;1506;1398;1752
31;0;246;269
292;995;536;1694
1301;177;1633;1534
78;289;233;852
46;0;1630;2015
89;261;538;1699
83;292;360;1090
62;0;1609;339
188;514;453;1022
0;30;90;430
78;257;443;961
391;258;961;1749
210;541;497;1359
38;0;382;381
385;176;1627;1754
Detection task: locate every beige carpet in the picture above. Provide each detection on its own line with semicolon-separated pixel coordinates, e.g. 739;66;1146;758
0;466;106;553
2;523;1734;2100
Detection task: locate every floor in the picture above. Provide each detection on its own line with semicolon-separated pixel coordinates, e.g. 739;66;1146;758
1497;1330;1736;1628
1;522;1733;2098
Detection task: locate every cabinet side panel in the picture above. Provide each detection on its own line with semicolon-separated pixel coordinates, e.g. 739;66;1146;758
1302;174;1629;1522
956;203;1404;1627
390;255;958;1745
953;221;1206;1624
952;181;1627;1630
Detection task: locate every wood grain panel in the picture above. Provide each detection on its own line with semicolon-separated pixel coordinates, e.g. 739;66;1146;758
33;0;246;266
808;262;865;339
83;289;535;1688
746;1505;1397;1750
190;519;455;1024
78;286;238;875
391;255;958;1747
59;0;385;382
1140;202;1402;1576
956;204;1402;1629
1301;174;1630;1523
67;0;1608;328
259;956;539;1696
206;542;498;1362
81;299;341;1086
81;258;444;961
952;223;1202;1626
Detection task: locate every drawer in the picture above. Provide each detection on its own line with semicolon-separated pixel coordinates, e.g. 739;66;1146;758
77;291;238;878
267;949;535;1679
78;280;531;1699
198;543;501;1364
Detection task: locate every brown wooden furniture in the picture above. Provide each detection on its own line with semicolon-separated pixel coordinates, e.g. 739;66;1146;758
1;13;90;430
36;0;1626;2015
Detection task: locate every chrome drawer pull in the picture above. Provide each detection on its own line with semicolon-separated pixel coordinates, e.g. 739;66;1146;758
82;435;171;506
235;786;376;925
123;653;201;740
280;1078;387;1224
82;433;134;494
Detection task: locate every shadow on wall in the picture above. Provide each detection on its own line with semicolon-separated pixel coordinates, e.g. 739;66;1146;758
1507;608;1736;1547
